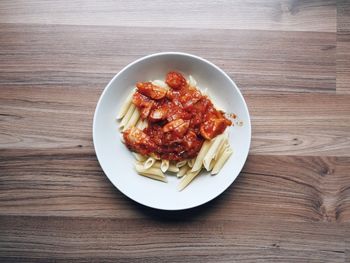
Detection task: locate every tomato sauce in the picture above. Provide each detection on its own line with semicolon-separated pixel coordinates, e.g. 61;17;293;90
123;71;232;161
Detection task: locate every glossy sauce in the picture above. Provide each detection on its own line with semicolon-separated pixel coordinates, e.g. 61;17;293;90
123;72;232;161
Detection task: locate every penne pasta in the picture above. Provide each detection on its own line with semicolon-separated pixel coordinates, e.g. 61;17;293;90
211;147;233;175
178;169;201;191
152;161;179;173
151;161;161;168
203;133;227;171
201;87;208;96
144;157;156;169
188;75;197;87
208;159;215;171
135;117;143;129
188;158;195;168
206;139;228;171
124;108;140;131
215;137;227;159
177;165;190;178
116;89;135;119
134;162;156;173
168;163;180;173
176;160;187;168
140;119;148;129
120;133;125;144
119;104;136;130
161;159;169;172
152;80;169;89
133;152;147;162
150;153;161;160
137;172;167;182
135;163;167;182
191;140;214;172
136;119;146;129
216;142;229;161
205;91;225;112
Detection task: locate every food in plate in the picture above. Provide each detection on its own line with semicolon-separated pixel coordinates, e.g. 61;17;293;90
117;71;233;190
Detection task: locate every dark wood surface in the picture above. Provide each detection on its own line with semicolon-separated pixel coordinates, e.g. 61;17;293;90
0;1;349;262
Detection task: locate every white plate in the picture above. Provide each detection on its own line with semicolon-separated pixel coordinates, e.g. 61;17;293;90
93;52;251;210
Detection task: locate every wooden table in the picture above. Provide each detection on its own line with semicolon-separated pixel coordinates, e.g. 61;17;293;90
1;1;349;262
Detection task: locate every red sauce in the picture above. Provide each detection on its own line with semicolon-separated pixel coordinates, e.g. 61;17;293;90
123;72;232;161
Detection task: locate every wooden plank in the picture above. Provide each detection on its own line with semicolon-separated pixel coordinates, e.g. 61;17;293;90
247;94;350;156
0;0;336;32
0;24;336;93
338;0;350;34
1;154;349;223
336;0;350;94
0;1;347;262
0;215;347;262
1;86;348;156
0;86;97;150
336;37;350;94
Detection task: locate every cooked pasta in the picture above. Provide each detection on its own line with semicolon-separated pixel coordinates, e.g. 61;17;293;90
178;169;201;191
152;161;179;173
177;164;190;178
208;159;215;171
161;159;169;172
188;75;197;87
119;103;136;130
211;147;233;175
135;163;167;182
191;140;214;172
176;160;187;168
118;71;234;190
116;89;135;119
187;158;195;168
143;157;156;169
203;133;227;171
133;152;147;162
152;80;169;89
135;116;144;129
135;119;147;130
216;141;229;161
124;108;140;131
167;164;180;173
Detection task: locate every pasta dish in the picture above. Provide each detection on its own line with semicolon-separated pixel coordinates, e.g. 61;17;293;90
117;71;233;190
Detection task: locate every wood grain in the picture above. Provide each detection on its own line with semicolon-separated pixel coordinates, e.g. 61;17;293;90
0;0;349;262
0;215;347;263
1;154;350;223
0;24;336;93
0;0;336;32
1;88;349;155
337;0;350;94
247;94;350;156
